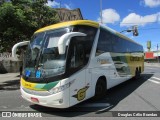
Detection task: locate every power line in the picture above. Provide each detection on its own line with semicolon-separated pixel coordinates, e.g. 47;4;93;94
100;0;103;24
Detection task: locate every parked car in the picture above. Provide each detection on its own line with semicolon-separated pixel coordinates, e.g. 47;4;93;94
114;61;128;71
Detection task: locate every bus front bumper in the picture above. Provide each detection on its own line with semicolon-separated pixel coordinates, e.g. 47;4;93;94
21;87;70;108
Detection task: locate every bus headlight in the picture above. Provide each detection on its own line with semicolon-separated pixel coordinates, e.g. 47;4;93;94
49;80;75;94
49;83;69;94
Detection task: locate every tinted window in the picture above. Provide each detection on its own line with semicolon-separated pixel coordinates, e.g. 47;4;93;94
112;36;126;53
96;28;143;54
68;42;85;69
72;25;97;62
96;29;112;55
67;25;97;72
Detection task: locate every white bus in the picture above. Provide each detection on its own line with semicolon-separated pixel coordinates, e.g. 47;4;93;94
12;20;144;108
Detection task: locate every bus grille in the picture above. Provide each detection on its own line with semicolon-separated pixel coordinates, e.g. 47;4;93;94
22;87;51;96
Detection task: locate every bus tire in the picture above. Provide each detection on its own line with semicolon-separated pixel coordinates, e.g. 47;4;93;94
139;67;141;73
135;67;140;80
94;78;106;100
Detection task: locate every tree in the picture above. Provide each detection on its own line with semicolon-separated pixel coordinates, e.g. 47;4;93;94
0;0;59;52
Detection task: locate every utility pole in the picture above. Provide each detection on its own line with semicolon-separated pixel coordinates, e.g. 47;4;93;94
157;44;159;63
59;0;62;8
100;0;103;24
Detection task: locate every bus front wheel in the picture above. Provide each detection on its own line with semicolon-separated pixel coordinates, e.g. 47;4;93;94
94;78;106;100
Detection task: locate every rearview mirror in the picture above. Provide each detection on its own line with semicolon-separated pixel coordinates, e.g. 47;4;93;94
58;32;86;54
12;41;29;60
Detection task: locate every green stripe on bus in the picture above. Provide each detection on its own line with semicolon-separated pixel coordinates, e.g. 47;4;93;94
35;84;46;89
42;81;59;90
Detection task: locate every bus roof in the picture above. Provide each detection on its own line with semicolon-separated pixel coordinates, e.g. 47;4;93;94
35;20;141;46
35;20;99;33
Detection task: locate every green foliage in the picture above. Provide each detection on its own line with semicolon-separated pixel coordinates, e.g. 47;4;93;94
0;0;59;52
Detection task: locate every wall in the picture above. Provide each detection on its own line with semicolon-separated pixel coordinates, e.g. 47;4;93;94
0;52;22;73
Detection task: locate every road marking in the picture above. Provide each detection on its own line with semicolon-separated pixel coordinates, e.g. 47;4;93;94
76;103;111;107
1;106;8;108
148;79;160;84
96;105;113;113
152;77;160;81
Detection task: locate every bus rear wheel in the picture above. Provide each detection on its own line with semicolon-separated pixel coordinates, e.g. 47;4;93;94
94;78;106;100
135;67;140;79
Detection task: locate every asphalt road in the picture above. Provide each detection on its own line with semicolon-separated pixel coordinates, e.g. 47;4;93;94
0;65;160;119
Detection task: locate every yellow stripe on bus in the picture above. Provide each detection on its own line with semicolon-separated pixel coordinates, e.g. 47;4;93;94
35;20;99;33
21;77;45;91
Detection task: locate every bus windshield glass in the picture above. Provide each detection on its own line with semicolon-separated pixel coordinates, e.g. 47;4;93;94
24;28;70;78
23;25;97;79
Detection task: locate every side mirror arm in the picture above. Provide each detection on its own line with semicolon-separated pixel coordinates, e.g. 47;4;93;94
58;32;86;54
12;41;29;60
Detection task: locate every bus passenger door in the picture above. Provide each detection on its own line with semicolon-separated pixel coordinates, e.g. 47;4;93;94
67;40;87;106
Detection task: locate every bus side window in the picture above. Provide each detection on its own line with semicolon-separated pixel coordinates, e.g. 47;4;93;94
68;41;86;69
96;28;112;56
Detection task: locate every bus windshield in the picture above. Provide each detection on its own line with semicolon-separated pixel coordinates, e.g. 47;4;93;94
23;25;97;79
24;28;70;78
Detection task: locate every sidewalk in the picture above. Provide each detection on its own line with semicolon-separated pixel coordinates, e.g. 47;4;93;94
144;62;160;67
0;73;20;90
0;73;20;83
